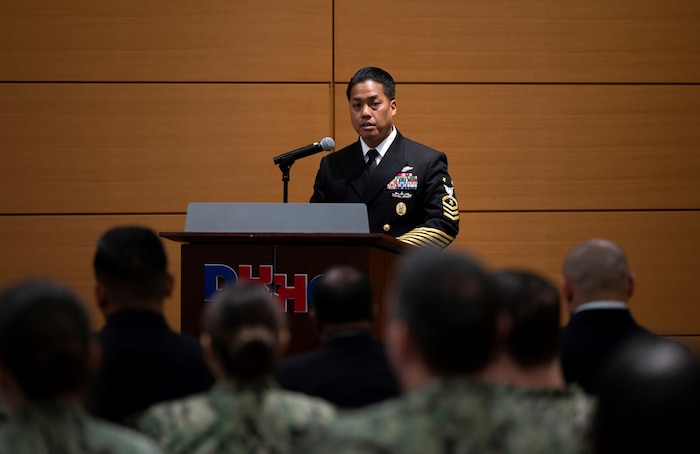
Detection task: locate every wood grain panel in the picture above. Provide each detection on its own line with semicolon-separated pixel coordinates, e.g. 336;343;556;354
333;84;700;210
335;0;700;83
451;210;700;336
0;215;186;331
0;83;330;213
0;1;332;82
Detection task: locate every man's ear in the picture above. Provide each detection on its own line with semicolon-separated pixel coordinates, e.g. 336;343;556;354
164;272;175;298
627;273;636;299
562;277;574;304
95;282;108;313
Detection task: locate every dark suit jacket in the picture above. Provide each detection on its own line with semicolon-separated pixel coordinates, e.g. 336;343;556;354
276;332;401;409
560;307;657;394
89;311;215;424
310;131;459;248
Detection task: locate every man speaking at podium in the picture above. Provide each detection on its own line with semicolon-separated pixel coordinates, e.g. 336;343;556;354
310;67;459;249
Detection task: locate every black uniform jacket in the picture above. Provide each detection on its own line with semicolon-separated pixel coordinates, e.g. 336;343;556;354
560;308;657;394
276;332;400;409
310;131;459;248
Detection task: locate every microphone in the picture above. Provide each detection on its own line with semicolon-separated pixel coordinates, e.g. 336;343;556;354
273;137;335;165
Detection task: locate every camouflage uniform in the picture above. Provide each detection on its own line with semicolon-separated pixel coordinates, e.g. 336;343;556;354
0;402;162;454
301;378;593;454
134;380;336;454
492;382;595;453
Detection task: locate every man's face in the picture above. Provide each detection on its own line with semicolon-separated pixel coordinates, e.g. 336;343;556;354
349;80;397;148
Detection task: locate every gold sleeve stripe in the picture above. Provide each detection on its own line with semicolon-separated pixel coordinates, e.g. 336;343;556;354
402;227;455;244
399;235;447;249
397;227;455;249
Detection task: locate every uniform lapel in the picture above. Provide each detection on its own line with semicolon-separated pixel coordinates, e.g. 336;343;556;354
344;141;370;198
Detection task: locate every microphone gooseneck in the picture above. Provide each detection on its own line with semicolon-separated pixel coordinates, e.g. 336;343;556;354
273;137;335;165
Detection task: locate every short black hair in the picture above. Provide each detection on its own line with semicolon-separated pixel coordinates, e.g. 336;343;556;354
0;278;92;400
394;248;498;376
93;225;169;300
312;266;373;324
346;67;396;101
202;281;285;379
492;269;561;368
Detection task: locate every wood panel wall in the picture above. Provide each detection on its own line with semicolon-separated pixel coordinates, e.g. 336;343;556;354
1;1;699;350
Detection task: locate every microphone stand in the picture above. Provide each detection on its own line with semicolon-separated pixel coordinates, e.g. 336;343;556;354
277;159;295;203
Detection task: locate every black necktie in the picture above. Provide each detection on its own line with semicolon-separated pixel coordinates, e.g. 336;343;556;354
365;149;379;174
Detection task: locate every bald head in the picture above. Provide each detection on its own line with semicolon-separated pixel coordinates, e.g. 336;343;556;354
562;239;633;304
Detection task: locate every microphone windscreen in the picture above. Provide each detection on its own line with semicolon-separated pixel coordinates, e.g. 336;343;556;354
320;137;335;151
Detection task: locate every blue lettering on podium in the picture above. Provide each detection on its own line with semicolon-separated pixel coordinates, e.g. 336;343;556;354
204;264;238;301
203;263;322;313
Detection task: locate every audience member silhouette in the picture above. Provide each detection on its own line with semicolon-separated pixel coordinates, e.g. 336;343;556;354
0;278;162;453
560;238;660;394
592;335;700;453
302;248;582;453
134;281;336;453
277;265;400;408
88;225;214;424
487;269;594;450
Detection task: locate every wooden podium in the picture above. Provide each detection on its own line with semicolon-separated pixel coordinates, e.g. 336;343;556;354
160;231;409;355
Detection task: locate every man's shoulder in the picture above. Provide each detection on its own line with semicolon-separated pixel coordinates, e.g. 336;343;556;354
565;307;650;336
276;350;325;389
263;388;337;422
134;392;216;436
278;348;323;369
499;384;595;423
333;381;489;430
99;317;202;352
140;392;213;421
84;418;163;453
304;387;494;453
323;141;360;162
324;396;408;438
0;414;163;454
397;135;442;155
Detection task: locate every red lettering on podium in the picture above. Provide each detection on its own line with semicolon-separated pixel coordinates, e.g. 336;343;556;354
238;264;273;285
273;273;309;313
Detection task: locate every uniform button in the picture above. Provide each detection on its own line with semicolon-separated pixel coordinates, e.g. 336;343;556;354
383;224;390;232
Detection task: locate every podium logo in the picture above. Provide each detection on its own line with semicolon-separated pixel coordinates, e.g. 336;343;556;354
204;264;322;313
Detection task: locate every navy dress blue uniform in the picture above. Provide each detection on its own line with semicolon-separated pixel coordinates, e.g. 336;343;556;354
560;307;658;394
277;332;400;409
311;130;459;249
89;311;215;424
